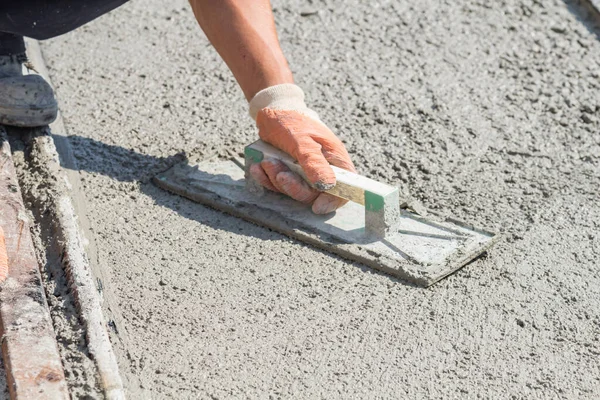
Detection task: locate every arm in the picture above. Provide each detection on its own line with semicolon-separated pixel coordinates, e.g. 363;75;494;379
189;0;292;101
189;0;355;214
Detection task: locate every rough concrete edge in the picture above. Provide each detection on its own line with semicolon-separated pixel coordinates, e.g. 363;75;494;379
24;39;126;400
0;130;69;399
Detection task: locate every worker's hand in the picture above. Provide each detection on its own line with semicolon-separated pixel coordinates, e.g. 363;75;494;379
248;84;356;215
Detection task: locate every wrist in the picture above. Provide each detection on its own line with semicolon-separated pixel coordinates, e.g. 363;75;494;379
248;84;321;122
241;64;293;101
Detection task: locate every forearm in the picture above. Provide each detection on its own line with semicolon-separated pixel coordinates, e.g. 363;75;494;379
189;0;294;101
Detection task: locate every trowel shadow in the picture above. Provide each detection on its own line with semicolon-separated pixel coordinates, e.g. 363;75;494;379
46;133;419;287
49;133;283;243
564;0;600;39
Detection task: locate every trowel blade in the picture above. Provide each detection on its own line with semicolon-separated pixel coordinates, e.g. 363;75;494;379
153;157;499;287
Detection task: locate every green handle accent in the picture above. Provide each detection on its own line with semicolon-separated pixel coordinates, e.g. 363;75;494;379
244;147;264;163
364;191;385;211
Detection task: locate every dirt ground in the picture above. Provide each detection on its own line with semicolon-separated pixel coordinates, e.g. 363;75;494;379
39;0;599;397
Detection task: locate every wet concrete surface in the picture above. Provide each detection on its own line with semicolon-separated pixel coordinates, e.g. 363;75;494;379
39;0;599;397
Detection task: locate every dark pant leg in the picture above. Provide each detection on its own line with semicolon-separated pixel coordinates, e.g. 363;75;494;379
0;0;130;41
0;33;25;56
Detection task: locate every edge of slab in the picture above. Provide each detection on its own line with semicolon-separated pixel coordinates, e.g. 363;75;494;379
24;39;126;399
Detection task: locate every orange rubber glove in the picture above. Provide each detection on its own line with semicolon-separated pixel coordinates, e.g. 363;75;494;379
248;84;356;215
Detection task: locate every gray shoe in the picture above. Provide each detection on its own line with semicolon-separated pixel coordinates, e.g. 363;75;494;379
0;55;58;127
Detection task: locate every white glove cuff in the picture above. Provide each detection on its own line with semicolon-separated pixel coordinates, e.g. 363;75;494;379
249;83;321;122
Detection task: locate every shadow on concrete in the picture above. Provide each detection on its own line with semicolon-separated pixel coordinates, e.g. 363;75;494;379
564;0;600;39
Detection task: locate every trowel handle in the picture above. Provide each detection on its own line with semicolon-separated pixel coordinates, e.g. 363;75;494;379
244;140;400;236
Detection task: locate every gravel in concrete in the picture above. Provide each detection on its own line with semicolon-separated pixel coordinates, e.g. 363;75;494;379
40;0;599;397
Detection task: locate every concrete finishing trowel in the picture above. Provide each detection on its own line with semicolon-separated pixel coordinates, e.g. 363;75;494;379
153;140;499;287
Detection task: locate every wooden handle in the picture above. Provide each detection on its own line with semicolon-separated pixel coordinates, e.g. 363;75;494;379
244;140;398;208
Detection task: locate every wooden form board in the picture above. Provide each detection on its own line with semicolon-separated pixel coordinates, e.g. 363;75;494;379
0;130;69;399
